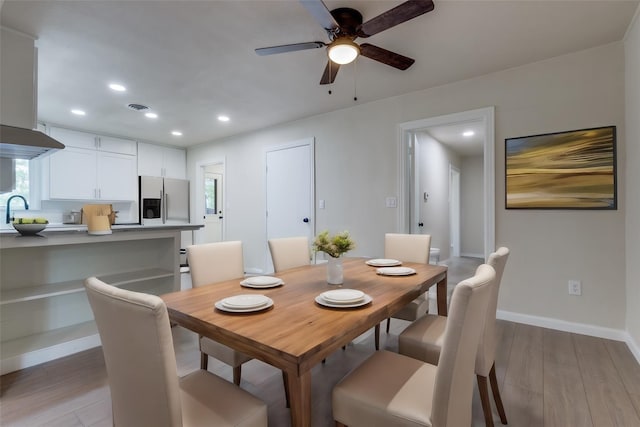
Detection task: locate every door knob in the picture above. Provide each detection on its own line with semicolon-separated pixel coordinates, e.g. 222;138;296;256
303;217;309;223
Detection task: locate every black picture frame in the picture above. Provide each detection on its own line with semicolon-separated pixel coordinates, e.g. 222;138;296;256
505;126;617;210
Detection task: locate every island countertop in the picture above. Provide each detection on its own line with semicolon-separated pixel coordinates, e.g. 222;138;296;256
0;223;203;248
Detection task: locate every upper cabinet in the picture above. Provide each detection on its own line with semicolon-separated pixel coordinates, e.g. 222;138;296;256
43;127;137;201
137;142;186;179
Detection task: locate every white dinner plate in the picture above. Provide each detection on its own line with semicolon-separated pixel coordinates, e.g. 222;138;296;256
215;296;274;313
376;266;417;276
365;258;402;267
315;294;372;308
321;289;365;303
240;276;284;288
221;294;270;309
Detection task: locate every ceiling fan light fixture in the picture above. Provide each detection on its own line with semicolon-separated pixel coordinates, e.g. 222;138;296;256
328;38;360;65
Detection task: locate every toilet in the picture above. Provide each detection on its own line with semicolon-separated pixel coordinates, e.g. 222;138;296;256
429;248;440;264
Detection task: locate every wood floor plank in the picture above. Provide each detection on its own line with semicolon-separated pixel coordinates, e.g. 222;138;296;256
494;319;516;386
504;323;544;391
573;334;640;426
501;323;544;426
605;339;640;419
543;328;593;426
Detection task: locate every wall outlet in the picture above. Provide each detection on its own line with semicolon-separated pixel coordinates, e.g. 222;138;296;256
385;197;397;208
568;280;582;296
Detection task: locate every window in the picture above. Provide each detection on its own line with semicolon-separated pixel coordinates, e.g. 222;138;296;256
204;175;217;215
0;159;29;206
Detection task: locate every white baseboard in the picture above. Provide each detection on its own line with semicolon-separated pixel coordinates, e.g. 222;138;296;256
497;310;640;364
626;334;640;364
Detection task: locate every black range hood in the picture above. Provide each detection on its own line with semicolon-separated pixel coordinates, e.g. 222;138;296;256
0;124;65;159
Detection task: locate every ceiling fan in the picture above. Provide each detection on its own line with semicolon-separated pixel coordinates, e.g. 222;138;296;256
255;0;435;85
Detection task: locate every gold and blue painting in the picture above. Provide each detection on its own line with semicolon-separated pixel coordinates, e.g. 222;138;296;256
505;126;617;209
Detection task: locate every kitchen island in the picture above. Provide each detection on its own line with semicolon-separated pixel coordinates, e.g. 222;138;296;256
0;224;201;374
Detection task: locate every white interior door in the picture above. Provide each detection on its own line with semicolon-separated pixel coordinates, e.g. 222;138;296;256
203;170;223;243
265;139;314;270
449;165;461;257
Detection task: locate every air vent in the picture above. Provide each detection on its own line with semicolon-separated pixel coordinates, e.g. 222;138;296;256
127;103;150;111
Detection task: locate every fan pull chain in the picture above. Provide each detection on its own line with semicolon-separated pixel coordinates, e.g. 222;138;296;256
328;60;333;95
353;58;358;102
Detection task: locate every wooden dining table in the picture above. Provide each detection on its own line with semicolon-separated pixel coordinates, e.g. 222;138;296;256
161;257;448;427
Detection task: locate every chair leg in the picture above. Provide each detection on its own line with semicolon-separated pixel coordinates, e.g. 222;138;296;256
374;324;380;350
477;374;494;427
200;352;208;370
489;363;508;424
233;365;242;386
282;371;290;408
386;318;391;333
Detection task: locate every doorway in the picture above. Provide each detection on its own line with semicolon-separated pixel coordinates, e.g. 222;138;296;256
203;168;223;243
449;165;460;257
399;107;495;261
194;159;225;245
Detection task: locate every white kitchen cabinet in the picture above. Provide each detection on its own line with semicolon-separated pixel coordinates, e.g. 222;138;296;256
49;147;96;199
45;127;137;201
0;228;187;375
138;142;186;179
49;127;137;155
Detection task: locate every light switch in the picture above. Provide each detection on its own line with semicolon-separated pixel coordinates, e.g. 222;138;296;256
319;199;325;209
385;197;397;208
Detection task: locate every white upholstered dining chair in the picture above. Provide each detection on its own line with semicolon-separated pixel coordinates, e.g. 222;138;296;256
381;233;432;335
398;247;510;427
187;241;253;386
332;263;496;427
268;236;311;272
84;276;268;427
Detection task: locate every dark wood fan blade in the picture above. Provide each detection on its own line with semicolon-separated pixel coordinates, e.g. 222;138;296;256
357;0;434;38
320;61;340;85
299;0;339;31
255;41;325;56
360;43;415;70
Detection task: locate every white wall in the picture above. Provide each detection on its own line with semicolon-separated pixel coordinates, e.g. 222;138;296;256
188;42;627;331
461;155;484;257
415;132;461;261
624;6;640;356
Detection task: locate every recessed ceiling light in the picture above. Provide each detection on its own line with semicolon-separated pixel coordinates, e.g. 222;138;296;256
463;130;475;137
108;83;126;92
145;112;158;119
171;130;183;136
217;115;230;122
71;109;86;116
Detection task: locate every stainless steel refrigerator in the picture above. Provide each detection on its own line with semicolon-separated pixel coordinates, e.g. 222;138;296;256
139;176;190;225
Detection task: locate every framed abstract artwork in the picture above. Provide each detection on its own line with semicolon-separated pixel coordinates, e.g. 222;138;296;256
505;126;617;209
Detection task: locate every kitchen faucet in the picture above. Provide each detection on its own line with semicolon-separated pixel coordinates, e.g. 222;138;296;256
5;195;29;224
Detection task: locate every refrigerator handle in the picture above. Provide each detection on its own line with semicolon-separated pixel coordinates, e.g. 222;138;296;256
163;191;167;224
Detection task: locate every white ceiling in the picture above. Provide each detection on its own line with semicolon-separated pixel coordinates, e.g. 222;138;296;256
1;0;637;148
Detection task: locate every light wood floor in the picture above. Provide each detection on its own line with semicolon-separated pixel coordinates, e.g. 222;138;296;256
2;258;639;426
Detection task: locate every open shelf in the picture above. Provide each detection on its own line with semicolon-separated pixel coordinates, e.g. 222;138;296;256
0;321;101;375
0;268;173;305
